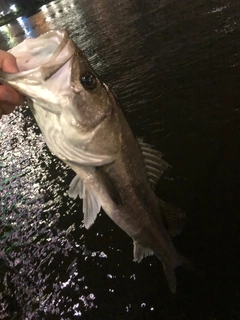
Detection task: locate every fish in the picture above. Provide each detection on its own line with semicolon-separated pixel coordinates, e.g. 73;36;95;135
0;29;186;293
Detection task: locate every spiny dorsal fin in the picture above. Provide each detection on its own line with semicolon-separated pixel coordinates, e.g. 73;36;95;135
159;199;185;236
67;175;101;229
133;241;154;262
138;139;170;187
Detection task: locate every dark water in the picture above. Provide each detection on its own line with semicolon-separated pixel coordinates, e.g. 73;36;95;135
0;0;240;318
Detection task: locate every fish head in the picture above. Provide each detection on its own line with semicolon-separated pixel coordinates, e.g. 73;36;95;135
0;30;120;165
1;29;113;128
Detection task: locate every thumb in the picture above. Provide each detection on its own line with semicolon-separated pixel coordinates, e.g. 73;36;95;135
0;50;19;73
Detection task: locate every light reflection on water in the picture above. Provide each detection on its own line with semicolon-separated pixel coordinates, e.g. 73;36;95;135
16;17;37;38
0;106;101;317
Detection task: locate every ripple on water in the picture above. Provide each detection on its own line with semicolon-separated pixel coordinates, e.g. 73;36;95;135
0;106;102;318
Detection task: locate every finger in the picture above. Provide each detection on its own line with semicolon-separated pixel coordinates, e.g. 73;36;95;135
0;49;19;73
0;101;16;116
0;85;25;106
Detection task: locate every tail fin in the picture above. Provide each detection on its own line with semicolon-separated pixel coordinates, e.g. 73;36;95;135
163;263;177;293
162;254;191;293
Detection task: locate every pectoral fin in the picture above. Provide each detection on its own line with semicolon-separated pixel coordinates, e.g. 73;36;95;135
67;175;84;199
83;189;101;229
133;241;154;262
67;175;101;229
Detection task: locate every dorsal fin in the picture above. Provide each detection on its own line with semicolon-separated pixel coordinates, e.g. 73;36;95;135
159;199;185;236
138;139;170;187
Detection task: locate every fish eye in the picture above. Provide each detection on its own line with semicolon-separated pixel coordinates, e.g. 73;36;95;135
80;72;97;90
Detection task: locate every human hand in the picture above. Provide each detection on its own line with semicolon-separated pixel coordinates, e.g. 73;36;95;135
0;50;25;119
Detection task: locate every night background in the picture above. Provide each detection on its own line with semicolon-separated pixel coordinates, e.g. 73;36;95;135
0;0;52;25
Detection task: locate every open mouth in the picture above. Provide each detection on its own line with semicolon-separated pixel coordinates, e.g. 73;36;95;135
10;30;72;73
0;30;76;99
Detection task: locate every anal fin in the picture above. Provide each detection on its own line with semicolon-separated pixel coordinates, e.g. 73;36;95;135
133;241;154;262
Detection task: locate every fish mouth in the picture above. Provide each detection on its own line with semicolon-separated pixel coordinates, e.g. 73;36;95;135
0;29;76;100
12;29;75;82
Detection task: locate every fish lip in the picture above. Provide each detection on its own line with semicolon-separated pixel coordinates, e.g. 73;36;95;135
0;29;76;85
0;30;77;117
